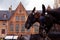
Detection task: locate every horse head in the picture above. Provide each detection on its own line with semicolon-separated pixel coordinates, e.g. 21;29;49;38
25;7;41;30
25;7;36;29
42;4;60;24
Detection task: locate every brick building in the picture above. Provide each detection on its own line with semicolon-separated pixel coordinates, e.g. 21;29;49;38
0;2;40;38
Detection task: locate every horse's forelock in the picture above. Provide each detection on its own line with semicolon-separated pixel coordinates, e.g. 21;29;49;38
34;12;40;18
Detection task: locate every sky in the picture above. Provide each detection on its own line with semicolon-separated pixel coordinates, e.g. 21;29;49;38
0;0;54;10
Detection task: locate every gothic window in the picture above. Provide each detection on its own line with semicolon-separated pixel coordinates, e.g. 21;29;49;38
10;24;14;31
21;24;25;32
16;16;19;21
21;16;25;21
15;24;19;32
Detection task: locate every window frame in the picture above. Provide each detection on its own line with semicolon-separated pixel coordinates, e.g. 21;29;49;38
16;16;20;21
21;24;25;32
15;24;19;32
10;24;14;31
20;16;25;21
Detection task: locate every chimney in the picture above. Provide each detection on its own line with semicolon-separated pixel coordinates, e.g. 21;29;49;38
9;5;12;12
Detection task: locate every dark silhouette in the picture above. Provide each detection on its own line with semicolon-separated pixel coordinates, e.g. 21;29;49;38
25;5;60;40
25;7;54;34
42;4;60;24
41;4;60;33
25;7;57;40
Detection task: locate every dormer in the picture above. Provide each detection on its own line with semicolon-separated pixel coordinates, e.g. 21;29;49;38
3;14;7;18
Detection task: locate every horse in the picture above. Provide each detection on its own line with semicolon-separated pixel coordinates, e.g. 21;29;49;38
25;7;41;30
41;4;60;34
42;4;60;25
25;6;55;33
25;7;54;40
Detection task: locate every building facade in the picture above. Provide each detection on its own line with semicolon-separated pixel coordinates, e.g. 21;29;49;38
0;2;40;38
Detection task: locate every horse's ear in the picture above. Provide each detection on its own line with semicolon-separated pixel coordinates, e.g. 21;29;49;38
42;4;46;13
32;7;36;13
31;7;36;15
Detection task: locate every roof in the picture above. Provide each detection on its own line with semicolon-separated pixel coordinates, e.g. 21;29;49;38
0;10;15;21
0;2;42;21
0;10;41;21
